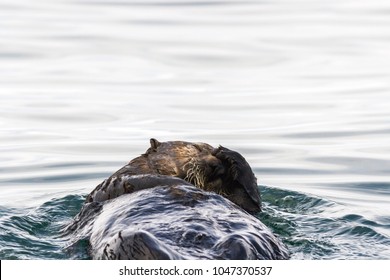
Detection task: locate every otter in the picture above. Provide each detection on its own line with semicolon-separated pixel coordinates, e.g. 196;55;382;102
67;175;288;260
65;139;288;260
86;139;261;213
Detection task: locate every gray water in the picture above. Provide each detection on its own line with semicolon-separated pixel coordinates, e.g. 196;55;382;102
0;0;390;259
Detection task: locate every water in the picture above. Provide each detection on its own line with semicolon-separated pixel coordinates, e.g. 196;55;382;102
1;0;390;259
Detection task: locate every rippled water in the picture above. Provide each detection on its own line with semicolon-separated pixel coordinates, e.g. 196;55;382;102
1;0;390;259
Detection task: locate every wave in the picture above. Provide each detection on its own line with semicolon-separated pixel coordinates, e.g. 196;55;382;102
0;186;389;259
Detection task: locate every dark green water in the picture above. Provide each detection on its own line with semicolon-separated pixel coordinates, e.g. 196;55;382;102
1;185;389;259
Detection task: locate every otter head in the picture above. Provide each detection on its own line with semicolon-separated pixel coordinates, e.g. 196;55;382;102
183;144;226;193
213;146;261;213
146;139;225;191
147;139;261;213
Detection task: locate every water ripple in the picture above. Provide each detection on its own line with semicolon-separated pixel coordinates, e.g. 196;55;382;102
259;186;390;259
1;0;390;260
0;186;389;259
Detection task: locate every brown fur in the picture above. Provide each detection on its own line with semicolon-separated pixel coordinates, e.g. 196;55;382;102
86;139;260;213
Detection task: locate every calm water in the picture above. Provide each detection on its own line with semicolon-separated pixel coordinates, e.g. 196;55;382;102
1;0;390;259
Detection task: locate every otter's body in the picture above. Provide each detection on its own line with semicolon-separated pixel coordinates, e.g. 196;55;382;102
68;175;288;260
66;139;288;259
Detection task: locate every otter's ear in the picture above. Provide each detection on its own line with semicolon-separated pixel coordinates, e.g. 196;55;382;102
150;138;161;150
193;144;203;152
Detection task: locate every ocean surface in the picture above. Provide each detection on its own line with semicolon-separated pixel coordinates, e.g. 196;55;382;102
1;0;390;260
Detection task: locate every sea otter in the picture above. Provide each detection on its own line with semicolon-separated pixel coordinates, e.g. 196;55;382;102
65;139;288;259
67;175;288;260
86;139;261;213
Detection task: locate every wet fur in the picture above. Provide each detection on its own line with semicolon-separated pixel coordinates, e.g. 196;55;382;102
86;139;261;212
66;140;288;260
67;175;288;260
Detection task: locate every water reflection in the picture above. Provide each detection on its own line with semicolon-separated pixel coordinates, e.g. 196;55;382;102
0;0;390;259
